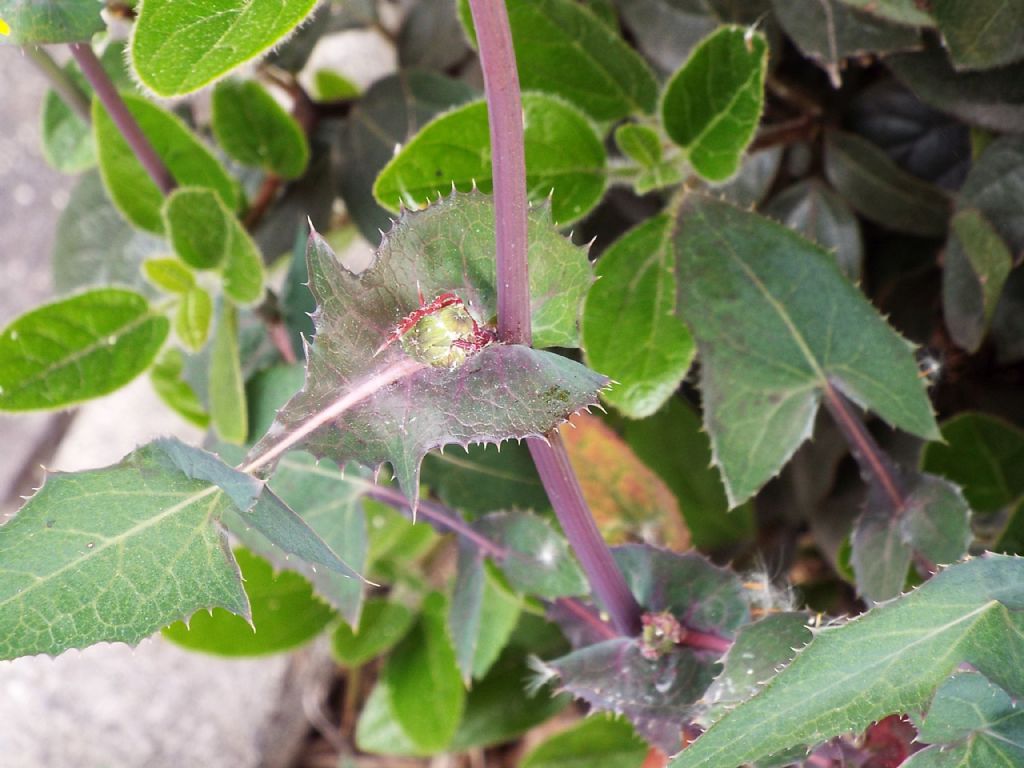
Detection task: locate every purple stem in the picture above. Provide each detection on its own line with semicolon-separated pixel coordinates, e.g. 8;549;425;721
465;0;530;346
467;0;643;637
69;43;175;195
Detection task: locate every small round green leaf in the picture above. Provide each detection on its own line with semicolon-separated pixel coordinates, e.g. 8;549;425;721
143;257;195;294
150;349;209;428
374;94;607;225
0;289;168;411
93;94;240;234
175;286;213;351
131;0;318;97
614;122;663;167
211;79;309;179
662;25;768;182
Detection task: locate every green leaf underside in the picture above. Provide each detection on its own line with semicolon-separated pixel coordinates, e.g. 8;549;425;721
0;0;104;44
661;25;768;182
209;303;248;445
249;192;606;504
922;413;1024;514
150;350;209;428
824;130;950;237
384;593;466;752
373;93;607;225
131;0;318;97
211;79;310;179
162;548;334;656
904;671;1024;766
505;0;657;122
93;94;239;234
0;289;168;411
0;442;248;660
670;555;1024;768
163;187;265;305
674;195;938;507
520;715;648;768
583;214;695;419
943;208;1012;353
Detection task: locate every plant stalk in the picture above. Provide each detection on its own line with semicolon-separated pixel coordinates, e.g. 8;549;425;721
467;0;643;637
25;45;91;122
69;43;176;195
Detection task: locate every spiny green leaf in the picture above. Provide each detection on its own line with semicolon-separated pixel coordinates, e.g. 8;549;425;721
674;194;938;506
0;0;103;44
93;94;239;234
0;289;168;411
131;0;318;97
583;214;695;419
211;79;309;179
373;94;607;225
162;548;335;656
661;25;768;182
670;554;1024;768
0;442;249;660
248;192;606;504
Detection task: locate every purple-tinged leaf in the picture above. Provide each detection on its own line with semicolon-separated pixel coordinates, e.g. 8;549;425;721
249;192;605;505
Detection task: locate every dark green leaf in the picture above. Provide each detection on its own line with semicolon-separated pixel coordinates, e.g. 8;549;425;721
421;441;549;515
670;555;1024;768
773;0;920;86
922;412;1024;513
618;0;718;76
625;398;756;552
583;215;695;419
384;593;465;752
0;289;168;411
504;0;657;121
931;0;1024;71
887;45;1024;134
211;79;309;179
835;0;935;27
53;171;163;295
674;195;938;505
399;0;470;71
520;714;647;768
269;452;368;625
762;179;863;280
704;145;783;208
131;0;318;97
824;130;950;237
334;71;476;242
162;548;334;655
943;208;1012;352
209;302;247;444
0;441;249;659
0;0;103;44
662;26;767;182
150;348;209;428
374;93;607;225
93;94;239;234
332;598;415;667
474;511;588;598
958;136;1024;254
248;193;606;503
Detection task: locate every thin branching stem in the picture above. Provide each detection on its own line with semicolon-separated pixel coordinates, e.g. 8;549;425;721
69;43;175;195
467;0;643;637
25;46;91;122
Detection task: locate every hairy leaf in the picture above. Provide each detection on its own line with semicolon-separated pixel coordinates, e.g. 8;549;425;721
503;0;657;122
93;94;239;234
131;0;318;97
0;289;168;411
0;441;250;659
144;257;195;295
174;286;213;351
248;192;605;503
374;94;607;225
674;195;938;506
661;26;768;182
670;554;1024;768
0;0;103;44
162;548;335;656
211;79;309;179
615;123;663;167
582;214;695;419
209;302;247;444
